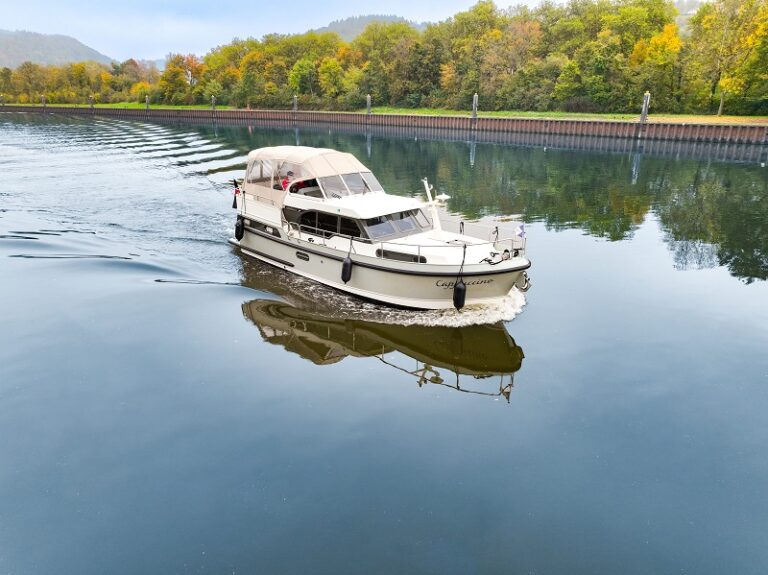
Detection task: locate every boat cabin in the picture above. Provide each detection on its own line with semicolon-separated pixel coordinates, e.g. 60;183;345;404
243;146;433;243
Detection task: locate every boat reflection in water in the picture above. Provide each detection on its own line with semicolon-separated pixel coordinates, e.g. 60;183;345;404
239;261;525;401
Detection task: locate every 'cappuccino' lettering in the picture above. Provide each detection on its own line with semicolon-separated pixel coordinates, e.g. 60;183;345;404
436;278;493;289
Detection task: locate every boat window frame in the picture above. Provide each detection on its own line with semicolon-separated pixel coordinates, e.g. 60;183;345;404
247;159;274;184
318;171;385;198
362;209;432;241
296;210;367;241
360;171;384;193
318;175;349;199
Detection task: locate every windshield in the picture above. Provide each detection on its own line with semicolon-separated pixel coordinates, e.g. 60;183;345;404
319;171;385;197
363;210;431;240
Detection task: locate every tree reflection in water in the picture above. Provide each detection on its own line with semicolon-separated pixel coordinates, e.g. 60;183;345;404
202;123;767;283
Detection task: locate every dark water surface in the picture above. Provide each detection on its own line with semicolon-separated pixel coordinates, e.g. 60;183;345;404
1;113;767;574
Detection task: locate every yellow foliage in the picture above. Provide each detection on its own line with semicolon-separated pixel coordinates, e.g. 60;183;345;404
129;81;151;100
630;40;649;66
719;75;745;94
440;63;457;91
630;24;681;67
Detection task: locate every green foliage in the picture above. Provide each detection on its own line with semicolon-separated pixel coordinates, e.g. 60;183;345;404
3;0;766;114
289;57;318;95
318;57;344;98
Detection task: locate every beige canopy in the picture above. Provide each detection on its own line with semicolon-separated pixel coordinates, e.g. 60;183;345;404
246;146;371;179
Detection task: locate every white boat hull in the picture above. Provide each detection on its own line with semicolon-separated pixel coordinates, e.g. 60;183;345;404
231;225;531;310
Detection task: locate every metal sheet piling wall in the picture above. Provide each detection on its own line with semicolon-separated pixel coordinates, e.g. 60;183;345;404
2;105;767;145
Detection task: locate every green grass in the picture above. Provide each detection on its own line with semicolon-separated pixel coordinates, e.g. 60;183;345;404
6;102;767;123
369;106;768;123
370;106;638;121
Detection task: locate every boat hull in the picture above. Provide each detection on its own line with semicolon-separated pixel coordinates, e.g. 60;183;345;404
231;226;530;310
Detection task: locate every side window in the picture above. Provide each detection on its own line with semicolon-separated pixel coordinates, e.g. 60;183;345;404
339;217;362;238
261;159;273;183
317;213;339;237
300;211;317;232
246;161;259;183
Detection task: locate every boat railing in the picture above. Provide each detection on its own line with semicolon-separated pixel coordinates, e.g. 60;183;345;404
285;221;526;264
375;235;526;263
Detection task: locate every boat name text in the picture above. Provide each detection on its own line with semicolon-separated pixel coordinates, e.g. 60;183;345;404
435;279;493;289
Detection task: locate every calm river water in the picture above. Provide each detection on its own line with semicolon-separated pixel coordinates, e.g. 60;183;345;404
1;113;767;574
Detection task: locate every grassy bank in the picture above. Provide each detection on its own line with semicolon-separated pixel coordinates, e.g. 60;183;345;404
5;102;767;124
370;106;768;124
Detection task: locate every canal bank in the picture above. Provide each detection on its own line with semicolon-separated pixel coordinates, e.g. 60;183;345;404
2;104;768;146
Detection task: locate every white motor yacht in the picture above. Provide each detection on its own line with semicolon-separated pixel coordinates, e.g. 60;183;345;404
230;146;531;310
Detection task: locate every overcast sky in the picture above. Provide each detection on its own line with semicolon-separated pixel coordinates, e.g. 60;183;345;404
0;0;541;62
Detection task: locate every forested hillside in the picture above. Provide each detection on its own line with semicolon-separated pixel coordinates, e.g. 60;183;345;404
0;30;111;68
312;15;425;41
1;0;766;115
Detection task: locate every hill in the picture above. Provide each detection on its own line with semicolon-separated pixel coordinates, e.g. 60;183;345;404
312;15;427;41
0;30;112;68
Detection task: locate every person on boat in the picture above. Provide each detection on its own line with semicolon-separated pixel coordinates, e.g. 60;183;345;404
281;171;294;190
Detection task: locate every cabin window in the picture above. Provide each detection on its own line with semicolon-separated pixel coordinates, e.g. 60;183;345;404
391;211;417;233
361;171;384;192
318;175;348;199
283;207;302;225
299;211;317;232
364;215;397;239
339;217;362;238
316;213;339;237
414;209;431;228
363;210;431;240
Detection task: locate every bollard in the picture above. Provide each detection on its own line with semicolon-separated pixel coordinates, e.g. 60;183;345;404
640;91;651;123
145;94;149;111
366;94;371;115
42;95;46;111
293;95;297;112
472;92;478;121
211;95;216;111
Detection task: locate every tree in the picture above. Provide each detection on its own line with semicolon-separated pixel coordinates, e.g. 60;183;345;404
158;54;189;104
318;57;344;98
687;0;766;114
630;23;683;111
288;57;318;95
0;67;12;96
12;61;45;102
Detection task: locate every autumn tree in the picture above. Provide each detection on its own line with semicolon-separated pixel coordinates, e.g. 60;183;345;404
687;0;766;114
630;23;683;111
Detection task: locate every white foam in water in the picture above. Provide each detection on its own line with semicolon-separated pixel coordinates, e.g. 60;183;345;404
243;261;527;327
338;289;527;327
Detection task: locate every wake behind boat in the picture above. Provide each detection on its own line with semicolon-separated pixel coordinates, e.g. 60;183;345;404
230;146;531;310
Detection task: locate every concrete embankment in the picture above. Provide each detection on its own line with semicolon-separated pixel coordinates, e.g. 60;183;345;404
2;104;767;145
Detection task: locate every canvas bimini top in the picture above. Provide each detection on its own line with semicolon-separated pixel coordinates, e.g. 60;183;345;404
247;146;371;180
